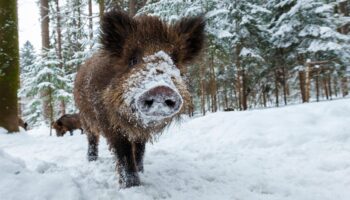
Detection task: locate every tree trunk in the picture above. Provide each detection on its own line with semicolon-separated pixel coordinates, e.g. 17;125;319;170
77;0;82;33
18;79;22;116
228;87;233;108
299;70;307;103
327;73;332;100
338;1;349;34
55;0;65;115
99;0;105;21
188;96;194;117
40;0;50;51
333;77;338;97
40;0;52;123
262;88;267;107
341;76;349;97
60;101;66;115
277;49;288;105
322;76;329;100
0;0;20;132
88;0;93;47
233;86;239;109
48;85;54;136
235;44;243;110
200;64;206;115
305;62;311;102
206;93;211;112
141;0;147;8
274;69;279;107
55;0;62;62
241;66;248;110
129;0;136;16
315;68;320;102
338;1;349;97
223;81;228;109
209;51;217;112
297;54;307;103
282;66;288;105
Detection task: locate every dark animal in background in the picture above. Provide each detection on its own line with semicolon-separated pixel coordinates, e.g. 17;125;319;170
52;113;83;136
18;118;28;130
74;10;205;188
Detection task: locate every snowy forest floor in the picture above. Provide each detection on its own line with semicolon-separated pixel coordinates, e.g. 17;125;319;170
1;99;350;200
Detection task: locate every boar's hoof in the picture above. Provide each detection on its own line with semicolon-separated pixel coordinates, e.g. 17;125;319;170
119;173;140;188
88;156;98;162
87;154;98;161
137;164;144;173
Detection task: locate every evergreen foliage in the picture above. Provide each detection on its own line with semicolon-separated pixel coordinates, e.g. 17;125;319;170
17;0;350;127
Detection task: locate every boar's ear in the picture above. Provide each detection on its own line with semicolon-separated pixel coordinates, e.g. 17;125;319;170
100;10;136;56
173;15;205;63
57;121;63;126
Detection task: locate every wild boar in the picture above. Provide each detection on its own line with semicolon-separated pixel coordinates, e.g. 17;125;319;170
74;10;205;188
18;118;28;130
52;113;83;136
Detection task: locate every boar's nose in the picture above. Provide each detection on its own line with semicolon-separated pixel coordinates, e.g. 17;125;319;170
137;86;183;118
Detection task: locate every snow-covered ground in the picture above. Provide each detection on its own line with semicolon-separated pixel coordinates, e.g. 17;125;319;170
1;99;350;200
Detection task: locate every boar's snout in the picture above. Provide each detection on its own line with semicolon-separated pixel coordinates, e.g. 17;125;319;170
137;85;182;118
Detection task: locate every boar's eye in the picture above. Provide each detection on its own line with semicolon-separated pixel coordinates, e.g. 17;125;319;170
128;49;142;67
128;56;139;67
170;52;178;64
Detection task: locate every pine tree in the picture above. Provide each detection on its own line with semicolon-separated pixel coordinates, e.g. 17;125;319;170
268;0;350;103
20;47;70;127
19;41;36;117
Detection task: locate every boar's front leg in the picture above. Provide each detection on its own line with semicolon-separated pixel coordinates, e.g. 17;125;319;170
87;133;99;161
112;136;140;188
134;142;145;172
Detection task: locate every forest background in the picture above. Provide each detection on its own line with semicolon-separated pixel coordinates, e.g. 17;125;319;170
14;0;350;128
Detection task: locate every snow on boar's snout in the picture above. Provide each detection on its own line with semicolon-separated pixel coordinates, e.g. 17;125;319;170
124;51;184;125
137;85;182;118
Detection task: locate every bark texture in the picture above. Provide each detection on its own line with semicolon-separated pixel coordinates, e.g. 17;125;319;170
0;0;20;132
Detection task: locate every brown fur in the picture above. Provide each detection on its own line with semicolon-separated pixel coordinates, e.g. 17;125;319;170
74;10;205;188
52;113;83;136
18;118;28;130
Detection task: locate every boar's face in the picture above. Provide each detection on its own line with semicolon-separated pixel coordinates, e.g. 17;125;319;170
52;121;67;137
101;11;205;135
125;51;184;121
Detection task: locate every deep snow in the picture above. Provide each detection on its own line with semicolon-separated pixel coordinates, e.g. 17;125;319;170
1;99;350;200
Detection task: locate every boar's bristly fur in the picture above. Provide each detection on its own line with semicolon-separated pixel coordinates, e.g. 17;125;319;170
100;11;136;57
74;10;205;188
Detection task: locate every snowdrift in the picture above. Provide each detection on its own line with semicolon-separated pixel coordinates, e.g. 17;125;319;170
0;99;350;200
